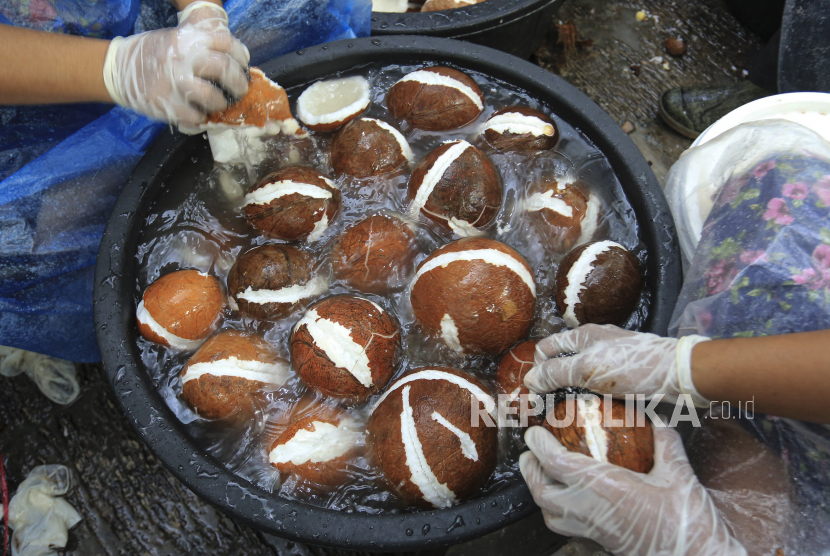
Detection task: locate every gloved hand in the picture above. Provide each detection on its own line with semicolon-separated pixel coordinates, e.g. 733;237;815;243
520;425;747;556
525;324;711;407
103;1;250;126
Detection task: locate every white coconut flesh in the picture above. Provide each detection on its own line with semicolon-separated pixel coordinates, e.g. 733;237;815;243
412;248;536;297
576;396;610;463
561;240;618;328
243;180;336;206
236;276;329;305
439;313;463;352
524;189;574;217
431;411;478;461
400;385;457;508
397;71;483;111
446;216;488;238
294;308;374;388
269;419;360;465
372;0;408;11
483;112;555;137
371;368;495;415
365;118;414;163
306;211;329;243
297;76;371;127
207;127;268;165
576;194;601;245
408;140;471;220
183;356;291;386
136;300;206;351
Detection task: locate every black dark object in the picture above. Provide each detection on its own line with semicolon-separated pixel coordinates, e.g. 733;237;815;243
371;0;564;59
94;36;682;552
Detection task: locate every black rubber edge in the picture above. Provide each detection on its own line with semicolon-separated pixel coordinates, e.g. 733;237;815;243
371;0;564;59
94;35;682;552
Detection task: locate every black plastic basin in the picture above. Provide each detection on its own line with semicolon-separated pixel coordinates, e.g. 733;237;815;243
94;35;682;552
371;0;564;59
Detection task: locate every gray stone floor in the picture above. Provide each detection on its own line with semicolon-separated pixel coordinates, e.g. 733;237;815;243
0;1;763;554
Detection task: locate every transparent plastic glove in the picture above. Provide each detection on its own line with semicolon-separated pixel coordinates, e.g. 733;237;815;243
525;324;711;407
103;1;250;126
520;426;747;556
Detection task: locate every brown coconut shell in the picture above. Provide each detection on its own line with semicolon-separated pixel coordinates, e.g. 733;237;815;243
544;396;654;473
330;119;410;178
410;237;536;355
227;244;318;321
244;166;340;241
180;330;287;420
421;0;482;10
407;141;502;234
496;339;544;428
269;411;357;486
331;214;418;294
205;67;295;129
387;67;484;131
290;295;400;403
526;180;596;253
137;270;225;346
555;242;642;327
483;106;559;152
367;366;498;507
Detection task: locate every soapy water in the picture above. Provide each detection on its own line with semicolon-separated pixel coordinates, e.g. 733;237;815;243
133;63;647;513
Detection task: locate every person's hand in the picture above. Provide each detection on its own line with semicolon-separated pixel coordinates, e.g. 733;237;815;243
525;324;710;406
103;1;250;126
520;425;747;556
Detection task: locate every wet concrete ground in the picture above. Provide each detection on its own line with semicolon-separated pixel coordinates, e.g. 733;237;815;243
0;1;763;554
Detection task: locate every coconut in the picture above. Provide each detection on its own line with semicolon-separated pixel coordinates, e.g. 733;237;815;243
136;270;225;351
387;67;485;131
543;393;654;473
481;106;559;152
555;240;642;329
243;166;340;242
496;339;544;428
180;67;304;165
406;140;502;236
373;0;408;11
296;76;371;132
367;366;498;508
421;0;483;10
180;330;291;420
330;118;414;178
331;214;419;294
269;406;361;486
290;295;400;403
227;244;327;322
525;179;601;252
410;237;536;355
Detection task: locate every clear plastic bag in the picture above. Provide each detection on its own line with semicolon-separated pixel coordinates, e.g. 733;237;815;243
666;120;830;555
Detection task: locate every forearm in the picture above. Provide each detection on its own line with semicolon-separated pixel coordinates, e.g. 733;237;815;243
693;330;830;423
0;24;112;105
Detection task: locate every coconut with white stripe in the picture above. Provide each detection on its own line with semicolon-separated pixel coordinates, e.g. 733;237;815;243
367;366;498;508
296;76;371;132
290;295;400;403
180;330;291;420
136;270;225;351
227;245;327;321
330;118;414;178
481;106;559;153
495;339;544;428
406;140;502;237
331;214;419;294
421;0;484;11
410;238;536;355
525;179;601;252
387;67;485;131
555;241;641;329
243;166;340;242
269;407;361;485
543;391;654;473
